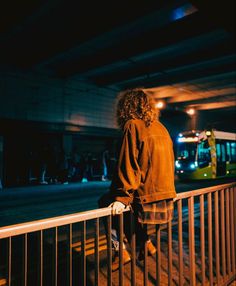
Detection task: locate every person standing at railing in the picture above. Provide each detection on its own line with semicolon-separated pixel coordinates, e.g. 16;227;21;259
98;88;176;271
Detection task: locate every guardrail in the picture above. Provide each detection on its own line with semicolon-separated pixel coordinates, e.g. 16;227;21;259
0;183;235;285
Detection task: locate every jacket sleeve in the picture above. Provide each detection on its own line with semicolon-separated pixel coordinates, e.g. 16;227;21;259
110;121;141;205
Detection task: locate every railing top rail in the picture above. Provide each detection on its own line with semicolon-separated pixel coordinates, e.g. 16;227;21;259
0;182;235;239
174;182;235;201
0;207;112;239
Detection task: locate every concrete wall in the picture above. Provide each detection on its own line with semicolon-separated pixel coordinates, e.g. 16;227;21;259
0;71;118;129
0;71;191;138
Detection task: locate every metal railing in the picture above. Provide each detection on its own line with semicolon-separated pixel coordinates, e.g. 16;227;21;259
0;182;235;285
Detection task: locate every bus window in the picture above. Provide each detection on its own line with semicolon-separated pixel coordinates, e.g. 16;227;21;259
216;143;221;161
231;142;236;163
216;140;227;162
221;143;226;162
216;140;228;176
197;140;211;168
226;142;231;161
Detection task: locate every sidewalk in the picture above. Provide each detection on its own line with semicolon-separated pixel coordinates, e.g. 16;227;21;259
82;225;211;286
73;216;235;286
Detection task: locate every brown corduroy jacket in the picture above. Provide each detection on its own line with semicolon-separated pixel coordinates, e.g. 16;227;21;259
109;119;176;205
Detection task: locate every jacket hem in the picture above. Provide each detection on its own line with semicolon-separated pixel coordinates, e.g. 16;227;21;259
139;191;176;204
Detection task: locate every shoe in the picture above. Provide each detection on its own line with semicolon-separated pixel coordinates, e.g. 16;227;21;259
138;240;157;261
101;176;108;181
112;249;131;271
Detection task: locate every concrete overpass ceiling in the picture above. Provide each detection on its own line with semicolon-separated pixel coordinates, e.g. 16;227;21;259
0;0;235;117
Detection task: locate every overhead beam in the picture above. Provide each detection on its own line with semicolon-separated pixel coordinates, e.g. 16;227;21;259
188;100;236;110
53;7;212;77
116;55;236;89
91;35;234;86
167;87;236;103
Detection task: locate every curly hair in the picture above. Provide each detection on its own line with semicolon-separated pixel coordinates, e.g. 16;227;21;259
116;88;159;129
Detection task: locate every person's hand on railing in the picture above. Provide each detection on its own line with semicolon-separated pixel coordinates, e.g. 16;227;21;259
109;201;126;215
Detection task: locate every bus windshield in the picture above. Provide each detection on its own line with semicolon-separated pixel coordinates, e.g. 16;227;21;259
176;142;197;161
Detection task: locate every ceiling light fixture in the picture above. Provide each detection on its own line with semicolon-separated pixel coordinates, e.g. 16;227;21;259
155;100;165;109
186;108;195;115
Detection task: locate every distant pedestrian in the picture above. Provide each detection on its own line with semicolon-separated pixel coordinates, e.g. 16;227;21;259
71;149;81;182
98;88;176;271
38;144;50;185
101;149;110;181
58;149;69;184
85;151;93;181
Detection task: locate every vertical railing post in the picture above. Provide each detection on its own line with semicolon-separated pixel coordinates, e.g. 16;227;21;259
53;227;58;286
68;224;72;286
225;189;231;275
214;191;220;285
81;221;86;286
230;188;235;275
118;213;124;286
23;233;28;286
130;211;136;286
207;193;213;286
7;237;12;286
38;230;43;286
188;196;196;286
107;215;112;286
220;189;226;280
144;225;148;286
168;221;173;286
156;225;161;286
177;199;183;286
200;194;205;286
95;218;99;286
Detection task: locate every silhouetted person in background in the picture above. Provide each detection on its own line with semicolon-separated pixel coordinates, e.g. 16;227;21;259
99;88;176;271
78;152;86;182
85;151;93;181
58;149;69;184
47;146;58;184
101;149;110;181
70;148;80;182
38;144;50;185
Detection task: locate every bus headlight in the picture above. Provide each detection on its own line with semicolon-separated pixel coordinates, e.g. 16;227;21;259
175;161;181;168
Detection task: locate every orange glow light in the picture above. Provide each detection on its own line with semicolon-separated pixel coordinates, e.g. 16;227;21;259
186;108;195;115
155;101;165;109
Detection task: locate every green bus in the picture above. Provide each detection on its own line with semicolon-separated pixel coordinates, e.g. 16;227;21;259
175;129;236;180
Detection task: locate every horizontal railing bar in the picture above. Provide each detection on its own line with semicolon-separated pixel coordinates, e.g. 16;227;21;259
174;183;235;201
0;183;235;239
0;207;128;239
